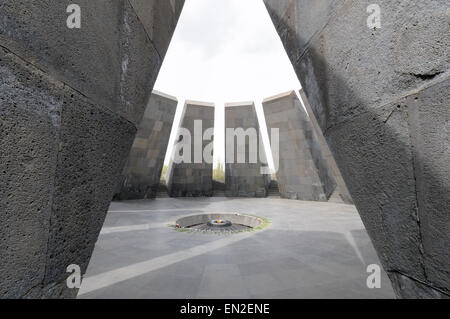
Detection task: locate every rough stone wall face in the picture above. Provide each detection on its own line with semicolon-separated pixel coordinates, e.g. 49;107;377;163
262;91;334;201
0;0;184;298
298;89;353;204
224;102;269;197
264;0;450;298
115;91;177;200
166;101;215;197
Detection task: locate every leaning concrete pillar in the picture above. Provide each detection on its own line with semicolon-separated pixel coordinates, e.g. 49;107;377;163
115;90;178;200
0;1;184;298
264;0;449;298
166;101;215;197
263;91;335;201
224;102;269;197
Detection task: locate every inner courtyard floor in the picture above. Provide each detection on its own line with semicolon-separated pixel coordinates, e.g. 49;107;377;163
78;197;395;299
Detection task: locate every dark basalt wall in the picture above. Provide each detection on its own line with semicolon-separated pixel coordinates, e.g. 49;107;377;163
0;0;184;298
264;0;450;298
224;102;269;197
115;90;177;200
166;101;215;197
263;91;335;201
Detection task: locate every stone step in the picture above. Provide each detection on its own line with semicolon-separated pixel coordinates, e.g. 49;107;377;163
268;180;280;196
213;193;226;197
156;183;169;198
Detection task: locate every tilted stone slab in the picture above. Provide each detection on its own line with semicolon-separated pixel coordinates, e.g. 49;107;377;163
298;89;353;204
115;90;177;200
263;91;334;201
0;0;184;298
166;101;215;197
224;102;269;197
263;0;450;298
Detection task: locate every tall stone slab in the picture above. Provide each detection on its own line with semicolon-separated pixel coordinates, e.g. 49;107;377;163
0;0;184;298
166;101;215;197
224;102;269;197
263;91;335;201
298;89;353;204
115;90;177;200
264;0;450;298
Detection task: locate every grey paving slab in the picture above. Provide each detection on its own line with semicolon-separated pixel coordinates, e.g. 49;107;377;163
78;198;396;299
197;264;250;299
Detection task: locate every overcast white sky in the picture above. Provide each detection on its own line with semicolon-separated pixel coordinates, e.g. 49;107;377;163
154;0;301;169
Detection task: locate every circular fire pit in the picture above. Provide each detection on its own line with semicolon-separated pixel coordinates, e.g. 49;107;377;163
207;219;232;227
173;213;267;234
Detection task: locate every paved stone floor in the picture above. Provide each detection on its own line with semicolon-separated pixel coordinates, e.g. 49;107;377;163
78;198;396;299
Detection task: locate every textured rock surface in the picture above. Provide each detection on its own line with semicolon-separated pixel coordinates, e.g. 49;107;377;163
224;102;269;197
166;101;215;197
263;91;334;201
298;89;353;204
264;0;450;297
0;0;183;298
115;91;177;200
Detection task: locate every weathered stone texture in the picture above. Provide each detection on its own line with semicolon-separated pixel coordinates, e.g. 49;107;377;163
115;91;177;200
388;272;450;299
298;89;353;204
129;0;185;58
224;102;269;197
264;0;450;297
263;91;334;201
1;49;62;299
407;79;450;292
166;101;215;197
0;0;183;298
